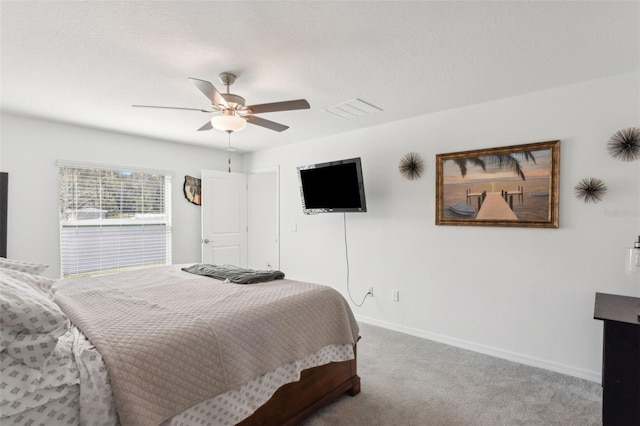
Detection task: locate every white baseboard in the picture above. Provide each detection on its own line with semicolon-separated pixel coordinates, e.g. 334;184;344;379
355;314;601;383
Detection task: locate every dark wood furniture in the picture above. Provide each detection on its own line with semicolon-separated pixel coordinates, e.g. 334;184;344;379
0;172;7;258
239;344;360;425
594;292;640;426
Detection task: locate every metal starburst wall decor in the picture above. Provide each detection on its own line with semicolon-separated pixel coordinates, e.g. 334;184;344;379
607;127;640;162
398;152;425;180
574;177;608;204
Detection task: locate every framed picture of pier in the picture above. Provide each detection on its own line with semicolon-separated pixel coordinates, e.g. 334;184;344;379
435;140;560;228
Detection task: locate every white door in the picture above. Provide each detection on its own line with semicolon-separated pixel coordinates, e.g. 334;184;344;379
248;167;279;270
201;169;247;267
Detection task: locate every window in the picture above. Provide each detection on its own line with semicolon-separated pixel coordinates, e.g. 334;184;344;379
58;162;172;277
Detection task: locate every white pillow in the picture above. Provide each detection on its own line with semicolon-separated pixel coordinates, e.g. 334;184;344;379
0;268;56;299
0;271;69;368
0;257;49;275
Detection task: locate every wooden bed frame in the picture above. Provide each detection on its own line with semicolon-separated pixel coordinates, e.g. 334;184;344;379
239;343;360;425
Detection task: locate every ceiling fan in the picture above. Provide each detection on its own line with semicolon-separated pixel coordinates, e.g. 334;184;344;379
133;72;310;133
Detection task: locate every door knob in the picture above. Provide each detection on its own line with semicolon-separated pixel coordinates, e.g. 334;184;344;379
203;239;210;244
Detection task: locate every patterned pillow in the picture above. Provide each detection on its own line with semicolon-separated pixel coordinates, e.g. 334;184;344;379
0;271;69;368
0;257;49;275
0;268;56;299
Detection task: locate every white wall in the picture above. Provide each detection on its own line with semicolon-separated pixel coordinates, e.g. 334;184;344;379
243;72;640;381
0;114;242;278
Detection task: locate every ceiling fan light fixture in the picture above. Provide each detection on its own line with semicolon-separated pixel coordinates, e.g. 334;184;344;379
210;113;246;132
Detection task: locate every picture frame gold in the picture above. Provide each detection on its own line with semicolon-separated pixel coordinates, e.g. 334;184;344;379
435;140;560;228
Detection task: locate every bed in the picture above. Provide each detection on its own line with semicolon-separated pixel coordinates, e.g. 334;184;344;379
0;259;360;425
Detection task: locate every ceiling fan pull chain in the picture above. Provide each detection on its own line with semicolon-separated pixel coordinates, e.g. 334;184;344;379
227;132;232;173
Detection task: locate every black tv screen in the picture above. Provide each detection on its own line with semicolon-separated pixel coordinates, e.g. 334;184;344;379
297;157;367;214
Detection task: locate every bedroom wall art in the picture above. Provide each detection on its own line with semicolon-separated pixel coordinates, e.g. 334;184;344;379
574;177;607;204
183;175;201;205
607;127;640;162
435;140;560;228
398;152;425;180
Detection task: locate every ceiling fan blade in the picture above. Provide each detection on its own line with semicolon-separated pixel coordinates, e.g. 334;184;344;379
197;121;213;131
188;78;228;108
246;115;289;132
245;99;310;115
132;105;213;113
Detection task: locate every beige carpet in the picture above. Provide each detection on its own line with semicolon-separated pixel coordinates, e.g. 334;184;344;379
302;323;601;426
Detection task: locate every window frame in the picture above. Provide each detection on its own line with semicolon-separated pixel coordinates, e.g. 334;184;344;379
57;161;173;278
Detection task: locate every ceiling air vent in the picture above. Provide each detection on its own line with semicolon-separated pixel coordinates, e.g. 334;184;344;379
322;99;382;120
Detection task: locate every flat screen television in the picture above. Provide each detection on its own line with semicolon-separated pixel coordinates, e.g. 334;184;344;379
297;157;367;214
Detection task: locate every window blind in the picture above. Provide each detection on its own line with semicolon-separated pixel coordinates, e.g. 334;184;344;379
58;163;172;277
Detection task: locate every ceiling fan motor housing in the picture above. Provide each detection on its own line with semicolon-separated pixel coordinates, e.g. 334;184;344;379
221;93;246;110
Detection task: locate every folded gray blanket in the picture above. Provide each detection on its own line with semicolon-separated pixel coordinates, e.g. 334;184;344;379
182;263;285;284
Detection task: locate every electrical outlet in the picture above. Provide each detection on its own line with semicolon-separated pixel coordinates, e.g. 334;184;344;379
392;290;400;302
367;287;374;297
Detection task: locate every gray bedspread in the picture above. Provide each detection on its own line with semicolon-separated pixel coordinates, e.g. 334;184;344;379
181;263;284;284
54;265;359;426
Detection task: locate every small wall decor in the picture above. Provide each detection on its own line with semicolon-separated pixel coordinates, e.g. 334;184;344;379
607;127;640;162
435;140;560;228
574;177;607;204
183;175;201;205
399;152;425;180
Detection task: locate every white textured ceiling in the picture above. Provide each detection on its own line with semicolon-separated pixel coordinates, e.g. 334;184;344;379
1;1;638;152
